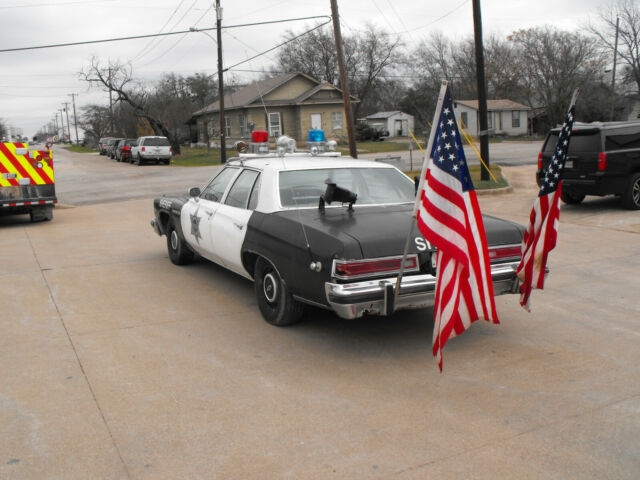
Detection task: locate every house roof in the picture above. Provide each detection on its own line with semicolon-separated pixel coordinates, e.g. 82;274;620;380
363;111;409;119
455;99;531;111
192;72;352;116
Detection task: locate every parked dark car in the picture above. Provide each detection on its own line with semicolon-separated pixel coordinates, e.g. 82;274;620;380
537;120;640;209
106;138;122;159
98;137;114;155
115;138;138;162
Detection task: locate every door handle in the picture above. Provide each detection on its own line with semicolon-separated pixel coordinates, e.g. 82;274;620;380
204;209;214;217
233;222;244;230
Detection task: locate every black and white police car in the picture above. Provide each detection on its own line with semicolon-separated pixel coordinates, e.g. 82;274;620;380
151;130;525;326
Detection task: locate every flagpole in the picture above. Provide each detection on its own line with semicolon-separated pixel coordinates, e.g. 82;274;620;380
392;81;449;310
569;89;579;109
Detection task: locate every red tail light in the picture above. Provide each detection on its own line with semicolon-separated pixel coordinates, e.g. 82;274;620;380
141;147;146;152
488;245;521;261
598;152;607;171
169;147;173;153
123;146;130;151
333;255;419;280
537;152;543;170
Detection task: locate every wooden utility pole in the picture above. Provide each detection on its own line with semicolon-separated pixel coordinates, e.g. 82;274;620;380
58;109;66;143
216;0;226;163
69;93;80;144
62;102;71;142
472;0;490;181
610;16;619;121
330;0;357;158
108;66;115;135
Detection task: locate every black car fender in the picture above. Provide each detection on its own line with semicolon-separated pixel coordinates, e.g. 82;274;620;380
242;211;353;307
153;195;189;240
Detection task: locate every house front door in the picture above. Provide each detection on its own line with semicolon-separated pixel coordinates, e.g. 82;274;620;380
311;113;322;130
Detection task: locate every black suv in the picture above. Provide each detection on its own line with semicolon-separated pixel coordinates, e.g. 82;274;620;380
537;121;640;209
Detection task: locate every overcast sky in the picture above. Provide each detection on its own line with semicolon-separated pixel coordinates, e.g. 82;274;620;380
0;0;607;139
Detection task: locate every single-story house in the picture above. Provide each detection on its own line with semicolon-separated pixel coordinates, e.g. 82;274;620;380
190;72;358;145
453;100;530;136
359;111;414;137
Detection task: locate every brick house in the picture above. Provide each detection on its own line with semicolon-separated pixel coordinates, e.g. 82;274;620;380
191;72;357;145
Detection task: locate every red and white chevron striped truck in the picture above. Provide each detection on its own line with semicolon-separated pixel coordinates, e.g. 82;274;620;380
0;142;57;221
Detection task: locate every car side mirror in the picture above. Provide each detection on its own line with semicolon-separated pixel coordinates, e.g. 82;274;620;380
189;187;201;198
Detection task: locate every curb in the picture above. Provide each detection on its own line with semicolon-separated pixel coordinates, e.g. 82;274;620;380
476;184;513;196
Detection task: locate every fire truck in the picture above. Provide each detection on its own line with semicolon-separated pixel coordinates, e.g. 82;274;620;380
0;142;57;221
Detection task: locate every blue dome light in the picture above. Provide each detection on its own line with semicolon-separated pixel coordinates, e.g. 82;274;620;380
307;130;326;142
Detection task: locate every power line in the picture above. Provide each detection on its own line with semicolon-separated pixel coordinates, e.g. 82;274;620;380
130;0;188;62
224;19;331;72
0;0;117;9
0;15;331;53
135;3;213;68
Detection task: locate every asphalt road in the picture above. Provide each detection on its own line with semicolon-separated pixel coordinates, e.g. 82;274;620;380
52;146;222;206
1;151;639;479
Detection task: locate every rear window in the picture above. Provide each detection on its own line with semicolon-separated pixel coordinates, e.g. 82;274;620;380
143;137;170;146
279;167;414;207
544;130;601;154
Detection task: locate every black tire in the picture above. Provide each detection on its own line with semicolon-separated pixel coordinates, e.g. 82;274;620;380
622;173;640;210
561;190;585;205
254;257;304;326
166;219;194;265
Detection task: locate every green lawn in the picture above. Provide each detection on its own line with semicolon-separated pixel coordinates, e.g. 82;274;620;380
170;146;236;167
405;164;508;190
338;140;421;154
63;144;96;153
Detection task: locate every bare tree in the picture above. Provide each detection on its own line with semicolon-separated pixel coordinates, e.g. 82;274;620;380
508;27;607;130
81;57;182;153
587;0;640;94
274;24;402;117
79;104;112;147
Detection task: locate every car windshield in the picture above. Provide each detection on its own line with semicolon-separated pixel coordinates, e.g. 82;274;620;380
279;167;414;207
145;137;170;146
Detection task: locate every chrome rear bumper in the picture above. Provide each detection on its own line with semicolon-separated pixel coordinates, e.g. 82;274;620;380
325;261;521;320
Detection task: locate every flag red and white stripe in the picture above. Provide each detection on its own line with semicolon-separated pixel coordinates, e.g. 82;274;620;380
415;86;498;370
516;103;576;310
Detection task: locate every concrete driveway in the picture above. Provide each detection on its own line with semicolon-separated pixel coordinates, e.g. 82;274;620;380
1;163;639;479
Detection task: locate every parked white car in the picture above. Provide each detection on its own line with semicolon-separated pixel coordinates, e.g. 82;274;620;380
131;136;172;165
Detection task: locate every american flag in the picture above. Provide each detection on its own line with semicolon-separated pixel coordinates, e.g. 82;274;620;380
516;104;576;310
416;87;498;370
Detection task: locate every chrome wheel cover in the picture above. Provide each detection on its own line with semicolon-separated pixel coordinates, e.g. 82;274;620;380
263;272;278;304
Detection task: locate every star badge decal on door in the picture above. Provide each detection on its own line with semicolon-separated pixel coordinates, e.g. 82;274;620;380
190;208;202;243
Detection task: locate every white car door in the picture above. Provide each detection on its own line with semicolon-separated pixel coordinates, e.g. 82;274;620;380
210;169;261;278
181;197;220;262
181;167;240;263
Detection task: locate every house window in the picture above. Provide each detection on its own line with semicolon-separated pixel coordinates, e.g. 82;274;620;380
512;111;520;128
225;117;231;137
239;114;247;138
268;112;281;137
310;113;322;130
460;111;468;129
331;112;343;130
487;112;493;129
